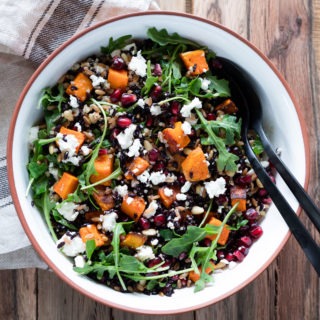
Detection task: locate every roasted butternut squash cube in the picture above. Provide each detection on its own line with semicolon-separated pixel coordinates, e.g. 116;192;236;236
230;186;247;211
215;99;238;114
90;154;114;186
53;172;79;200
121;195;146;221
79;224;107;247
180;50;209;75
124;157;150;180
158;186;179;208
181;147;210;181
58;127;85;153
92;186;115;211
121;232;147;249
205;217;230;246
162;121;190;153
108;68;128;89
66;72;93;102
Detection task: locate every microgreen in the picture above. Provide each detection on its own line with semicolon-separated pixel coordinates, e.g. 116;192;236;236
101;34;132;55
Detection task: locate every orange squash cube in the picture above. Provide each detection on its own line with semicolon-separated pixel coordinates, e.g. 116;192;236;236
180;50;209;75
205;217;230;246
124;157;150;180
92;186;115;211
79;224;107;247
162;122;191;153
121;195;146;221
90;154;114;186
53;172;79;200
107;68;128;89
66;72;93;102
121;232;147;249
58;127;85;153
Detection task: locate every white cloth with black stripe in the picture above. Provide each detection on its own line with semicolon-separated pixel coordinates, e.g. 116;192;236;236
0;0;158;269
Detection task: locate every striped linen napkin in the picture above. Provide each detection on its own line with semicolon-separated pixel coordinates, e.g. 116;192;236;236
0;0;158;269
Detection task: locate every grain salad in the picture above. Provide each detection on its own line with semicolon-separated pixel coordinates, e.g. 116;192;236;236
27;28;273;296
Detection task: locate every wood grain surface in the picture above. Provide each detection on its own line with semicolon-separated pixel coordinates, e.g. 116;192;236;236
2;1;319;319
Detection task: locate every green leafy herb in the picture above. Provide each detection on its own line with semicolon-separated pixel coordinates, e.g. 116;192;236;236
38;83;66;112
141;60;158;95
27;161;48;180
52;210;77;231
86;239;97;261
101;35;132;55
252;136;264;155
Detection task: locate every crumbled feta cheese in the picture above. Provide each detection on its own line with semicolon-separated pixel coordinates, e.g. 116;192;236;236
200;78;211;91
90;74;106;87
57;233;85;257
101;211;118;232
80;145;90;156
142;229;158;236
116;124;137;149
128;50;147;77
150;104;162;116
57;132;80;162
167;221;175;230
126;197;134;205
28;126;39;145
180;181;192;193
176;193;187;201
114;185;128;197
180;97;202;117
143;200;158;218
137;170;150;184
163;187;173;197
56;201;79;221
181;121;192;135
135;245;155;261
69;95;79;108
127;138;142;157
74;255;85;268
204;177;226;199
74;122;82;132
149;171;166;185
137;98;145;108
48;163;59;181
151;238;159;246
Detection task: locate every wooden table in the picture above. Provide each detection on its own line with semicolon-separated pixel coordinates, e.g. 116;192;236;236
1;1;319;319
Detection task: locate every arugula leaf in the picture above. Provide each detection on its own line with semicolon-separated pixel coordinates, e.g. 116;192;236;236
38;83;66;113
251;136;264;155
141;60;158;96
86;239;96;261
147;27;200;47
41;192;57;242
27;161;48;179
195;109;239;173
101;35;132;55
207;75;230;97
52;210;77;231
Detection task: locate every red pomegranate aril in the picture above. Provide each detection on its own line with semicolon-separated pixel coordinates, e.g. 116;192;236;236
153;63;162;76
111;128;120;140
121;93;137;106
154;214;166;226
249;225;263;239
245;208;258;221
139;217;150;230
111;56;125;70
216;250;225;260
258;188;268;197
110;89;122;102
177;174;186;185
147;257;163;268
233;250;245;262
148;149;159;162
238;245;249;256
207;113;216;120
150;85;162;102
225;252;234;262
146;116;153;127
98;149;108;155
153;161;165;171
263;197;272;205
239;236;253;248
202;238;212;247
169;115;178;126
117;116;132;128
239;175;252;186
171;101;180;115
216;194;228;205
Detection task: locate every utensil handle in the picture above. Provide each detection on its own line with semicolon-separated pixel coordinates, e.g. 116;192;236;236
244;141;320;277
254;122;320;233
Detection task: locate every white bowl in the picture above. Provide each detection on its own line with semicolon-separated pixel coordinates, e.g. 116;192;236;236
7;12;309;314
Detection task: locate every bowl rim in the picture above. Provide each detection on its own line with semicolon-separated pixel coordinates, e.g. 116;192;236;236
7;10;310;315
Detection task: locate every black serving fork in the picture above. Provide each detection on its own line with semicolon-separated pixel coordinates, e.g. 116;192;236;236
217;57;320;276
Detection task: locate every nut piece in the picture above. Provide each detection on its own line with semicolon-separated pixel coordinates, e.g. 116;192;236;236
191;206;204;215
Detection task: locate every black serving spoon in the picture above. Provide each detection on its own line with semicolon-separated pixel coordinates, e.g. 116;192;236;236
216;57;320;276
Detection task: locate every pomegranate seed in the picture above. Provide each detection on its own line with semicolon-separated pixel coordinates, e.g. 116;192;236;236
121;93;137;106
238;236;252;248
177;174;186;185
147;257;163;268
207;113;216;120
239;175;252;186
153;63;162;76
154;214;166;226
203;238;212;247
263;197;272;204
249;225;263;239
146;116;153;127
150;85;162;102
245;208;258;221
148;149;159;162
111;128;120;140
153;161;165;171
171;101;180;115
233;250;245;262
258;188;268;197
139;217;150;230
112;56;125;70
117;116;132;128
216;194;228;205
216;250;225;260
110;89;122;102
98;149;108;155
169;115;178;126
225;252;234;262
238;245;249;256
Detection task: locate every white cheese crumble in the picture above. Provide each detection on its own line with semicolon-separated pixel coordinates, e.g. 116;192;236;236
180;181;192;193
176;193;187;201
69;95;79;108
204;177;227;199
56;201;79;221
180;97;202;117
28;126;39;146
137;98;145;108
163;187;173;197
90;74;106;87
151;238;159;246
127;138;142;157
74;255;85;268
149;171;166;185
101;211;118;232
143;200;158;218
57;234;85;257
135;245;155;261
150;104;162;116
74;122;82;132
181;121;192;135
137;170;150;184
116;124;137;149
128;50;147;77
200;78;211;91
57;132;81;166
114;185;128;197
48;163;59;181
80;145;90;156
167;221;175;230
